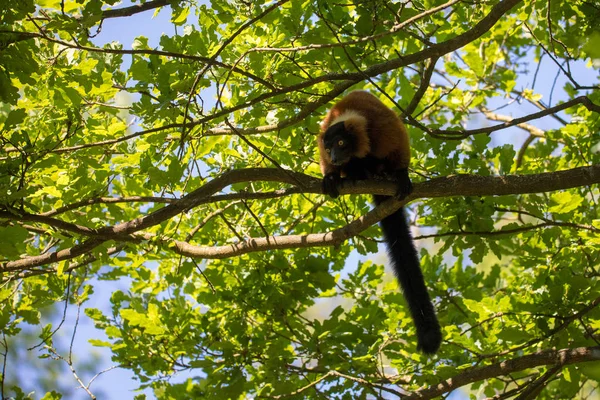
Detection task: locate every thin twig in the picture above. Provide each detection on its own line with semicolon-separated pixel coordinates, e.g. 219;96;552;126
191;258;216;294
180;0;289;145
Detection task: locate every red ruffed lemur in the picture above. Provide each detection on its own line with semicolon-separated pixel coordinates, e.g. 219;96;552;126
318;90;442;354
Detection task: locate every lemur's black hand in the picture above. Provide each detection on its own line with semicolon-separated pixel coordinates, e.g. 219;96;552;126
395;168;413;201
322;173;342;198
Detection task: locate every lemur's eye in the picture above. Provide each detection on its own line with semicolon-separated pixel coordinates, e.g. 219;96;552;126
338;140;344;146
325;148;331;153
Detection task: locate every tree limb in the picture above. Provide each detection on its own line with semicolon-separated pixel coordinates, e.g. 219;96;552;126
163;164;600;259
101;0;171;19
480;108;546;137
402;347;600;399
2;164;597;272
431;96;599;139
165;195;404;259
0;30;275;90
514;364;561;400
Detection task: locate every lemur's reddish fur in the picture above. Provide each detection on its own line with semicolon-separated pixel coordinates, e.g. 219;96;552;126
318;90;410;177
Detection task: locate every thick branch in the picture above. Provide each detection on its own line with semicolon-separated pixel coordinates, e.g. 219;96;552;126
100;169;315;236
166;195;403;259
1;238;105;272
403;347;600;399
416;164;600;197
164;165;600;259
2;164;598;271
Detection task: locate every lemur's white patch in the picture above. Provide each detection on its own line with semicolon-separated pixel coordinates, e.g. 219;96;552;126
330;110;366;126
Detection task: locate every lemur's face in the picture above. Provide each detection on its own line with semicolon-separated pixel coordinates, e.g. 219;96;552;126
322;122;356;166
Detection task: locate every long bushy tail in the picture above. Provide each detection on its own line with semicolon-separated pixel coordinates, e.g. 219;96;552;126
375;196;442;354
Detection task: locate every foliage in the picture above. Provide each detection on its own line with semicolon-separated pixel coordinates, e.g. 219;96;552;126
1;0;600;398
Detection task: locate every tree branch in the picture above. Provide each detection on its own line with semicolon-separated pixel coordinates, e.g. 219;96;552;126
402;347;600;399
480;108;546;137
40;196;176;217
101;0;171;19
2;164;598;271
238;0;463;55
4;165;596;272
414;220;598;241
161;164;600;259
514;364;561;400
404;57;439;117
431;96;599;139
0;30;275;90
165;195;404;259
1;238;105;272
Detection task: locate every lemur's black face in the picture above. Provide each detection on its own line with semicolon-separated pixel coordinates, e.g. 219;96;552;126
323;122;357;166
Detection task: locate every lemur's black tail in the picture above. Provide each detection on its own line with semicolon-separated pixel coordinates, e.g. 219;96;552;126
375;196;442;354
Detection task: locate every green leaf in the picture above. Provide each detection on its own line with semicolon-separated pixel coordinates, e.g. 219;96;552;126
549;192;583;214
0;225;29;258
172;6;190;25
580;362;600;381
89;339;112;347
3;108;27;129
41;391;62;400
